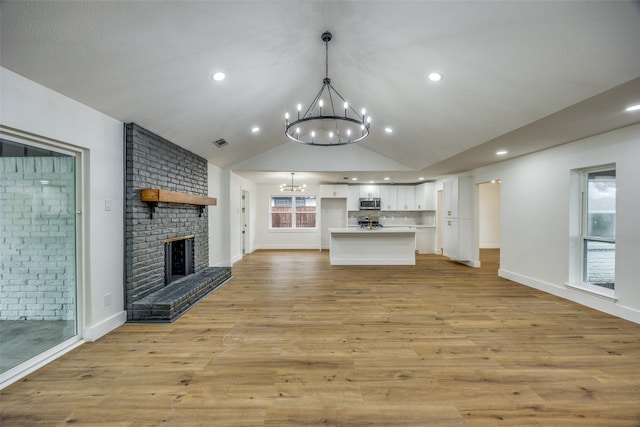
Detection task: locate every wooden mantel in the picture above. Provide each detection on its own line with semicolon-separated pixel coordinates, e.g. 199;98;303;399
141;188;216;206
140;188;216;218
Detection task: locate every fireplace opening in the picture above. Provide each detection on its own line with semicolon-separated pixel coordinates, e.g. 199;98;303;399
164;236;195;285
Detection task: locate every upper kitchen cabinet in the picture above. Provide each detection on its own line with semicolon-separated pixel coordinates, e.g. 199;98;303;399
347;186;360;211
442;176;473;218
396;185;416;211
380;186;398;210
443;176;471;219
358;185;380;199
415;182;436;211
320;184;348;198
443;177;458;218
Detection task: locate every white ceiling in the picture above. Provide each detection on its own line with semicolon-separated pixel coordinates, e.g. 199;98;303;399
2;1;640;185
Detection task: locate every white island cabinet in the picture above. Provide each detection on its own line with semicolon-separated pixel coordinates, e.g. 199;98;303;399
329;227;416;265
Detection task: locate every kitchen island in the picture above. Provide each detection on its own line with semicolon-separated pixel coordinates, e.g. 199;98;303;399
328;227;416;265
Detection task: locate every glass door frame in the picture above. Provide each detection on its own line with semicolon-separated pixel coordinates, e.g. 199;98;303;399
0;125;87;388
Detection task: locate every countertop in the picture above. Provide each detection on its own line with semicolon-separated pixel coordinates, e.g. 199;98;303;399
346;225;435;229
329;227;416;234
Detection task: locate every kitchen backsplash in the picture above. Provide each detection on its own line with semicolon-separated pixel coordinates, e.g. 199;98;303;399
348;211;435;227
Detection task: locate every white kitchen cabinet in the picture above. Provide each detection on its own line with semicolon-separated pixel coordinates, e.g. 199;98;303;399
443;218;472;261
415;182;436;211
379;186;398;210
415;227;436;254
443;176;471;219
358;185;380;199
443;177;458;218
320;184;348;198
397;185;416;210
347;185;360;211
442;176;473;262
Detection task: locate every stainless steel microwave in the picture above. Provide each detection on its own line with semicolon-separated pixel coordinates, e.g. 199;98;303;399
359;198;381;210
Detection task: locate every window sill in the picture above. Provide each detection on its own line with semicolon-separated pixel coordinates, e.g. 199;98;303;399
269;228;318;233
565;282;617;302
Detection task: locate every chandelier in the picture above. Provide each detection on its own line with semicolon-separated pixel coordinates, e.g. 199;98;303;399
284;31;371;146
280;173;306;192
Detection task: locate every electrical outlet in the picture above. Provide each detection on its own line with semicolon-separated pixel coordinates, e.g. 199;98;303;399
104;293;112;307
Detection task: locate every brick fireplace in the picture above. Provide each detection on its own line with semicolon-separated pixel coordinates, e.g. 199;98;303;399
124;123;230;322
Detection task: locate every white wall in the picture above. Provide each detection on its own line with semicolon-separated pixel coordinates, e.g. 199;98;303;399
471;123;640;323
207;164;228;267
254;183;322;250
478;182;501;248
1;67;126;339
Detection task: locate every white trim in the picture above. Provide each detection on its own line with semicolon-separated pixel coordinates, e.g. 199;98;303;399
457;259;481;268
499;268;640;324
83;310;127;342
0;337;84;390
255;244;322;250
231;253;243;265
565;282;616;302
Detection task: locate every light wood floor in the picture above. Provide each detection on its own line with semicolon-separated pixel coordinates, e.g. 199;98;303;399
2;250;640;426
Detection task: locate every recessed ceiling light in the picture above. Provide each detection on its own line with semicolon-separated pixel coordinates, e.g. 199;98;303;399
351;177;358;181
626;104;640;112
384;177;390;181
212;72;226;81
369;181;375;184
251;127;260;133
428;72;443;82
496;150;508;156
418;177;425;181
384;127;393;133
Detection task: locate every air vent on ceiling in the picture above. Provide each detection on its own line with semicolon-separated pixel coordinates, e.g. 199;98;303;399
213;138;229;148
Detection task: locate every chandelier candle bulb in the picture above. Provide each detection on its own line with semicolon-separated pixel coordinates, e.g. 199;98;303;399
319;100;323;115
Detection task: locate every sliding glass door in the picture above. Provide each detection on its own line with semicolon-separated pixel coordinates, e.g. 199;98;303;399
0;138;78;374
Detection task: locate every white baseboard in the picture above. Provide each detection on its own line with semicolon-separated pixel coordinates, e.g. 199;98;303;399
499;269;640;324
83;310;127;342
255;244;322;250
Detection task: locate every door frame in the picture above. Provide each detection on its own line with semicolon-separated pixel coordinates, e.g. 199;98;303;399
0;125;87;388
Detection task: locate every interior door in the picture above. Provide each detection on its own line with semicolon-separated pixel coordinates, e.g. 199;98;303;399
242;190;249;255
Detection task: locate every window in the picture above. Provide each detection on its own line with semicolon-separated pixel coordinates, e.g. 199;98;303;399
582;168;616;289
270;196;317;229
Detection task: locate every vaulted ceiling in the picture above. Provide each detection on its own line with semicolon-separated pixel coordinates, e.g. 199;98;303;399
2;1;640;185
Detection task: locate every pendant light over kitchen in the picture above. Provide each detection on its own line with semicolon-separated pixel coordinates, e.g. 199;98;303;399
280;173;305;192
